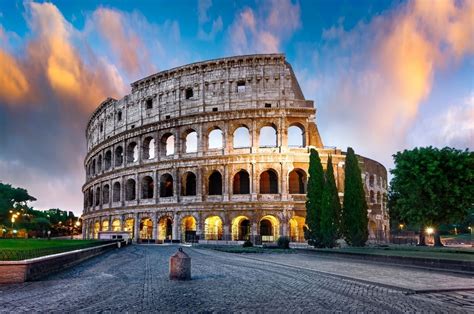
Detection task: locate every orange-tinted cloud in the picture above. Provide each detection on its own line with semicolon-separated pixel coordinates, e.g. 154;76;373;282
0;49;29;105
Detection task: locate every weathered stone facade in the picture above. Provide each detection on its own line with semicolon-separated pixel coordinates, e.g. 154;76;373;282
81;53;389;243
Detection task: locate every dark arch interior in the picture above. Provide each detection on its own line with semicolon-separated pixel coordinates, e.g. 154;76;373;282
182;172;197;196
260;219;273;236
260;170;278;194
160;174;173;197
233;170;250;194
208;171;222;195
289;169;306;194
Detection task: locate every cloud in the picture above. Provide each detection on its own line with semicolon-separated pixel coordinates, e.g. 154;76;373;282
197;0;223;41
228;0;301;54
0;49;29;105
306;0;474;167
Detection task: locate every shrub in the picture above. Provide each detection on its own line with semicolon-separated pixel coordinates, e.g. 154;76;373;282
242;240;253;247
277;236;290;249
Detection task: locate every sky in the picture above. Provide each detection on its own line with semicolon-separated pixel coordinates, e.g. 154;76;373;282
0;0;472;216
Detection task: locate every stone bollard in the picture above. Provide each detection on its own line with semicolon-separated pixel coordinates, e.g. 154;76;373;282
169;248;191;280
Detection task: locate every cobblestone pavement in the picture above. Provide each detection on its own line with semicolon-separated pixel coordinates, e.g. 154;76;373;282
0;245;472;313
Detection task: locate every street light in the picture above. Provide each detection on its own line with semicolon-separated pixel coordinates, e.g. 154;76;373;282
425;227;434;235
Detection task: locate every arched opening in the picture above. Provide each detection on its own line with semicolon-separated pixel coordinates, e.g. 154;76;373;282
181;216;197;243
127;142;138;163
141;176;154;199
104;150;112;170
161;133;175;156
259;215;279;242
369;175;375;187
113;182;121;202
88;188;93;207
97;155;102;172
370;190;375;203
260;169;278;194
208;171;222;195
182;172;197;196
160;174;173;197
92;159;96;175
289;169;307;194
232;216;250;241
125;179;136;201
369;220;377;239
204;216;223;240
112;219;121;232
124;218;134;239
185;130;198;153
158;216;173;241
259;125;277;147
142;137;156;160
115;146;123;166
288;125;305;147
95;187;101;206
233;126;250;148
208;128;223;149
233;170;250;194
102;184;110;204
377;191;381;204
140;218;153;240
93;221;100;239
289;216;305;242
101;220;109;232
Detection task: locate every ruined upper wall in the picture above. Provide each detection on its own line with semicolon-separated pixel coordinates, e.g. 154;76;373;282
86;54;314;152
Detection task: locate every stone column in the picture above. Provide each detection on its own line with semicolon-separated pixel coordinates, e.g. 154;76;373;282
223;223;230;242
153;212;158;242
251;162;258;201
134;213;140;242
281;162;288;201
251;120;258;153
172;213;180;241
223;164;229;201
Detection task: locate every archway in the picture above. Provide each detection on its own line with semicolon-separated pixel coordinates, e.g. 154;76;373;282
101;220;109;232
369;220;377;239
289;216;305;242
141;176;154;199
140;218;153;240
181;216;197;243
204;216;223;240
160;174;174;197
208;128;223;149
93;221;100;239
288;124;305;147
289;169;307;194
208;171;222;195
124;218;134;239
125;179;136;201
259;215;279;242
231;216;250;241
112;219;121;232
233;126;250;148
233;170;250;194
158;216;173;241
260;169;278;194
182;172;197;196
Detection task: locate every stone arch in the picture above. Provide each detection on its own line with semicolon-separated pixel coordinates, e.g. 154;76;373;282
233;125;251;148
289;216;305;242
233;169;250;194
113;182;121;202
111;218;121;231
184;129;198;153
93;221;100;239
208;127;223;149
139;217;153;240
370;190;375;203
377;191;381;204
161;133;175;156
104;150;112;170
141;176;154;199
259;123;277;147
231;215;251;241
288;168;307;194
369;220;377;239
102;184;110;204
260;169;278;194
124;218;134;238
97;155;102;172
126;142;138;163
142;136;156;160
288;123;305;147
181;215;197;242
160;173;174;197
208;170;223;195
369;174;375;187
125;178;136;201
88;187;93;207
259;215;279;242
101;220;109;232
95;187;101;206
115;146;123;166
181;171;197;196
158;215;173;240
204;215;223;240
92;159;96;175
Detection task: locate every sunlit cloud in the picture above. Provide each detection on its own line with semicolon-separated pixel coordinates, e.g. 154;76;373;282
197;0;223;41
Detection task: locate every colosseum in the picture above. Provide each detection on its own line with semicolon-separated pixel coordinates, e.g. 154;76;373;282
81;53;389;244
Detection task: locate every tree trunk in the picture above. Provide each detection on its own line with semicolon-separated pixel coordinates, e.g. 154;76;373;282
433;231;444;247
417;227;426;246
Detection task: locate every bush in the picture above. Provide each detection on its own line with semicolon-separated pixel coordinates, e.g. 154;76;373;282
277;236;290;249
242;240;253;247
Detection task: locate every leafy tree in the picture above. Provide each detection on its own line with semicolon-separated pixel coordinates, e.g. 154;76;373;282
305;149;325;246
342;147;368;246
320;156;341;248
0;183;36;226
389;147;473;247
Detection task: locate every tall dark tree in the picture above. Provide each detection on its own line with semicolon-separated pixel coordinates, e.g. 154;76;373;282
0;183;36;226
320;156;341;248
305;149;325;246
389;147;473;247
342;147;368;246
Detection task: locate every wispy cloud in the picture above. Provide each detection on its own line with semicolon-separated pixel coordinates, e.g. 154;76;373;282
197;0;223;41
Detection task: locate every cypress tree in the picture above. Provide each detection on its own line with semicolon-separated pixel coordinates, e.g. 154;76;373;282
320;155;341;248
342;147;368;246
305;148;325;246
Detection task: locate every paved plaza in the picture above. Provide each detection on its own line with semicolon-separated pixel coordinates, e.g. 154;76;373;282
0;245;473;312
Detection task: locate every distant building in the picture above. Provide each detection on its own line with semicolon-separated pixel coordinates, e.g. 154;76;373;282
81;54;389;243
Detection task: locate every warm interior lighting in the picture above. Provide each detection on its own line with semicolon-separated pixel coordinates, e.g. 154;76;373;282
425;227;434;235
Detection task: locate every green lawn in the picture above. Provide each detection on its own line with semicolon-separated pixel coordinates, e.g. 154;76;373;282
441;233;472;241
313;245;474;262
0;239;105;261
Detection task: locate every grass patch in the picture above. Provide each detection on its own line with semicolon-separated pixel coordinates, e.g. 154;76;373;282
0;239;107;261
313;245;473;262
196;245;295;254
441;233;472;241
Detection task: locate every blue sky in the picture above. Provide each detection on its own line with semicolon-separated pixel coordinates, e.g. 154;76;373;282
0;0;472;214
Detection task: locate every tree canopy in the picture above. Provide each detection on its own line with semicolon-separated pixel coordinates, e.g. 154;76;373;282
305;148;325;246
320;155;341;248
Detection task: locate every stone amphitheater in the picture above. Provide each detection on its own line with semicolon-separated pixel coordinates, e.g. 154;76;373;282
82;53;389;244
